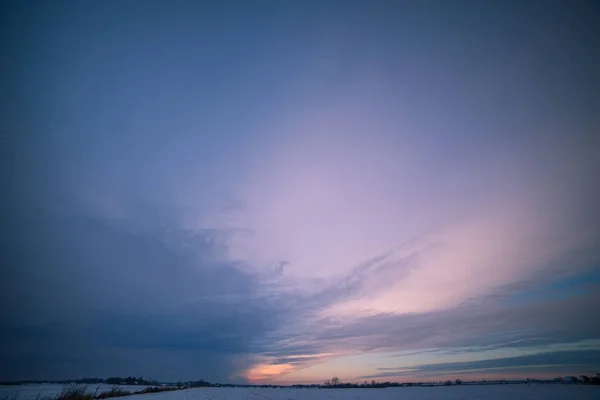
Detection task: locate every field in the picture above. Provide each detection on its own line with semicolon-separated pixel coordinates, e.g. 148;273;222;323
1;384;599;400
0;385;151;400
0;384;600;400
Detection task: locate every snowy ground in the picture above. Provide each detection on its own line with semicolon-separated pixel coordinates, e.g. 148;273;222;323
0;385;151;400
2;384;599;400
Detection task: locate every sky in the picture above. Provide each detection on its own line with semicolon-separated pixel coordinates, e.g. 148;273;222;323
1;0;599;384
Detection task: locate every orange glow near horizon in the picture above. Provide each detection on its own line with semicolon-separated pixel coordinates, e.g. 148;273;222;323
245;352;340;383
245;363;598;385
246;363;296;382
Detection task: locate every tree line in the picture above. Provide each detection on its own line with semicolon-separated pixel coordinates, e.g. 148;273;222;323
321;374;600;388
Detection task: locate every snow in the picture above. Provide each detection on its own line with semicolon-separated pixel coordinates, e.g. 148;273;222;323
2;384;599;400
0;385;151;400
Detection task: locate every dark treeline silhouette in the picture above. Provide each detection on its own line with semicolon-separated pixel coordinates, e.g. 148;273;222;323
0;378;157;386
322;377;413;388
319;373;600;389
2;373;599;388
570;374;600;385
0;377;212;387
105;377;157;385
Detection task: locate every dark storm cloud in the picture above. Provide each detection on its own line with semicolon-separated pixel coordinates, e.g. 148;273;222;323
0;214;287;381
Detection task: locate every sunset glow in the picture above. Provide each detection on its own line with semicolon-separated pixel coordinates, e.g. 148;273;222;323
2;0;598;386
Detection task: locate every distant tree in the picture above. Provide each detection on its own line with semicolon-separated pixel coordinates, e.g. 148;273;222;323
331;377;340;386
445;380;452;386
581;375;590;384
455;379;462;385
571;376;580;384
190;380;211;387
323;380;331;387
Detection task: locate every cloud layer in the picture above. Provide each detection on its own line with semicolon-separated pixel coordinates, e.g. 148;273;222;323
1;0;599;384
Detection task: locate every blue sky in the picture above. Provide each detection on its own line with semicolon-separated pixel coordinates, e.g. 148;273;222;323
1;0;599;384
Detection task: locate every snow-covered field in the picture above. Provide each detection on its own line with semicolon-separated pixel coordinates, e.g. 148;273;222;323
0;385;152;400
2;384;599;400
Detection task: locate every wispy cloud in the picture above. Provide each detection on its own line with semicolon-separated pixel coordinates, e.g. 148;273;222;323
1;0;599;385
2;207;598;382
360;350;600;379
